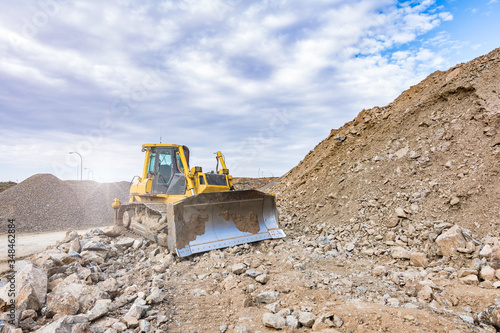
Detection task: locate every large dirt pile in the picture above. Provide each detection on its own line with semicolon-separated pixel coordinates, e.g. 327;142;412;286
270;48;500;242
0;174;129;233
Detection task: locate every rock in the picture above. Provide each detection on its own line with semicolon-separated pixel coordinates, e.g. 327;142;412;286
232;263;247;275
125;299;149;319
46;292;79;317
81;240;110;252
16;264;47;312
417;285;433;302
245;270;262;277
490;246;500;269
460;274;479;285
69;239;81;253
449;196;460;206
435;225;467;256
80;251;106;265
410;252;428;267
460;314;474;325
139;319;151;332
124;316;139;328
391;246;411;259
87;299;112;321
385;217;399;228
256;274;270;284
434;222;454;235
34;315;88;333
312;312;344;330
496;269;500;280
98;278;120;298
146;287;165;304
265;302;280;313
395;207;406;218
475;305;500;330
103;225;124;237
372;266;387;276
52;283;104;313
293;263;306;270
298;311;316;328
493;281;500;289
480;244;493;258
285;315;299;328
457;268;478;278
345;243;355;252
112;321;127;331
480;266;496;281
255;291;279;304
262;313;285;329
222;275;238;291
115;237;136;251
277;308;291;317
481;280;494;289
16;284;41;312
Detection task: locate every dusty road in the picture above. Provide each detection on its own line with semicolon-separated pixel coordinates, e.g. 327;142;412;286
0;229;91;273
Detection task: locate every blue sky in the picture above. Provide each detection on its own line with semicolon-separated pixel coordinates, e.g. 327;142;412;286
0;0;498;182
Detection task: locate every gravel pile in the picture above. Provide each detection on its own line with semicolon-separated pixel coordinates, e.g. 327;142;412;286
0;174;129;233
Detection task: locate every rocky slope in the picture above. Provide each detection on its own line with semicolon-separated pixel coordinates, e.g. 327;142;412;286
271;47;500;244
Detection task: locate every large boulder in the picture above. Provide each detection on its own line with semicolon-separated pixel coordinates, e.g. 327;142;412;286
16;264;47;312
45;292;79;317
435;225;467;256
475;305;500;330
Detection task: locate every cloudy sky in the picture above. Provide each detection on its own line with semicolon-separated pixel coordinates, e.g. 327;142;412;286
0;0;498;183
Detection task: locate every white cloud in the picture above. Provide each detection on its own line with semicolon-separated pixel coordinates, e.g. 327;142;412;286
0;0;465;181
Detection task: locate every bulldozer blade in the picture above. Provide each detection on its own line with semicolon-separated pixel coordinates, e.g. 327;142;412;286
168;190;285;257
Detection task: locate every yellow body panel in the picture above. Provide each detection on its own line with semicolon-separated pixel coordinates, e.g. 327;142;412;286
129;144;233;204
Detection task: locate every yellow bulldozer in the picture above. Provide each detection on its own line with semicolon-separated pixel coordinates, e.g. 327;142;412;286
112;144;285;257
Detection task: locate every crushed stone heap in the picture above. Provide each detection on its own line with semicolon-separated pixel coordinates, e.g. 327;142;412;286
0;174;129;233
271;47;500;242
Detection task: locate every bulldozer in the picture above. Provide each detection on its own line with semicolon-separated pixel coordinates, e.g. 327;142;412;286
112;144;285;257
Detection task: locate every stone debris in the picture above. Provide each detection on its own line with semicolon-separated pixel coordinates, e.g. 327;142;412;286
262;313;285;329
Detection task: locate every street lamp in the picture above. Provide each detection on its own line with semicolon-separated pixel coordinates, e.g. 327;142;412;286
84;168;94;180
69;152;82;180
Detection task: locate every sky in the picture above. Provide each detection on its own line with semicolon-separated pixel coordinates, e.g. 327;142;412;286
0;0;498;183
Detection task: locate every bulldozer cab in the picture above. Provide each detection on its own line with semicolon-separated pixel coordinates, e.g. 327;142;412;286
146;146;188;195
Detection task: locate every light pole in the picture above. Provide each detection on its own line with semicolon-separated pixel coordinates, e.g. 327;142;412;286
84;168;94;180
69;152;83;180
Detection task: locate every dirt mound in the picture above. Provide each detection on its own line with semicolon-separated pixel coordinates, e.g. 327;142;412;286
0;174;129;233
270;47;500;241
